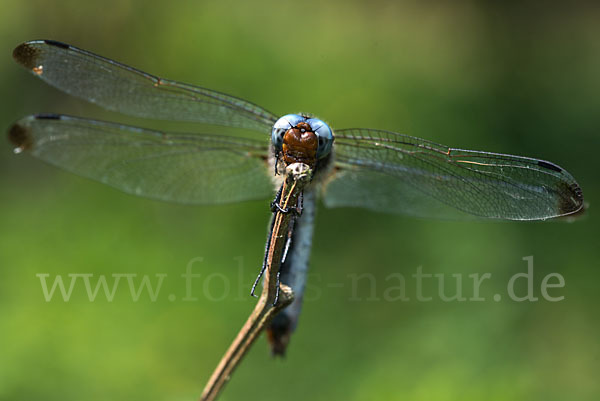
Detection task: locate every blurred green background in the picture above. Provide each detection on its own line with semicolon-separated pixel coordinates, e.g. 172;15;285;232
1;1;599;400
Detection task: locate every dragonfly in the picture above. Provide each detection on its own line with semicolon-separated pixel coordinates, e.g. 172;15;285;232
8;40;584;355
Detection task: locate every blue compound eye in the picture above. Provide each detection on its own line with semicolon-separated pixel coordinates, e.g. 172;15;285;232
271;114;305;152
307;118;334;159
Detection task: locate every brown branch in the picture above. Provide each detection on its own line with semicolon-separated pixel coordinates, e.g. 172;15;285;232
200;162;313;401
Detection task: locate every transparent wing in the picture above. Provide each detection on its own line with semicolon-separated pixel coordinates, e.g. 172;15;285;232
12;40;278;132
322;128;584;220
8;114;275;205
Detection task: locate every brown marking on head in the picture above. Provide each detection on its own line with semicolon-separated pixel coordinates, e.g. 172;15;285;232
281;121;318;167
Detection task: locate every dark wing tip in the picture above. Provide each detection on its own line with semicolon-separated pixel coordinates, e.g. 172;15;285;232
13;40;70;71
8;120;34;152
558;181;585;217
537;158;585;218
12;42;41;70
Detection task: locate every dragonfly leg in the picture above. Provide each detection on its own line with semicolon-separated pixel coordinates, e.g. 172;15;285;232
274;153;281;175
251;213;277;298
281;217;296;264
252;231;287;305
275;214;298;305
250;264;266;298
270;185;300;215
275;192;303;215
270;185;283;213
260;176;305;305
273;270;281;306
272;203;300;214
255;184;292;299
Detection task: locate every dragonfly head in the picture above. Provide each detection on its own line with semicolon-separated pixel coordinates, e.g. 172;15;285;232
272;114;333;168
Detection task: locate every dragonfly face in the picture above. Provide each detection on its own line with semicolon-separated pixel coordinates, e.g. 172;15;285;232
271;114;334;169
7;39;584;221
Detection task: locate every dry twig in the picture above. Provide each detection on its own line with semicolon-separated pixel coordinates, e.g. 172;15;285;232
200;162;312;401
